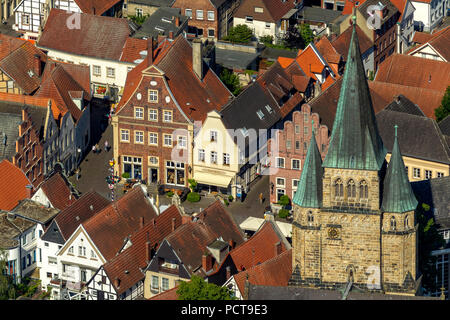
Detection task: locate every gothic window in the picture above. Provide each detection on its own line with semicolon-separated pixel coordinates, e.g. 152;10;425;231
307;211;314;225
404;215;409;229
346;179;356;200
334;179;344;199
359;180;368;199
390;216;397;231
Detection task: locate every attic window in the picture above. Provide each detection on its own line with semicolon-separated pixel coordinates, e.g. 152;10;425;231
265;104;273;113
161;17;172;23
256;110;265;120
155;26;165;33
28;70;34;77
254;7;263;13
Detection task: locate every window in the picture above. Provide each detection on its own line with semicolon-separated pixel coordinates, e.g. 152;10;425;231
47;272;52;278
91;250;97;259
292;179;299;188
405;166;409;176
304;126;309;135
163;110;172;122
307;211;314;224
134;131;144;144
149;132;158;145
390;216;397;231
223;153;230;165
198;149;205;162
295;140;300;150
48;256;57;265
211;151;218;163
210;130;218;142
149;109;158;121
163;134;172;147
286;140;291;149
196;10;204;20
120;129;129;142
276;188;285;202
276;177;285;187
437;172;444;178
413;168;421;179
22;234;27;245
292;159;300;170
148;90;158;103
334;179;344;199
265;22;270;28
256;110;264;119
347;179;356;199
31;229;35;240
68;246;74;254
295;125;300;134
106;67;115;78
80;269;87;282
245;16;253;23
22;14;30;25
265;104;273;113
185;9;192;19
276;157;285;168
165;161;185;185
405;215;409;229
162;278;169;291
134;107;144;119
123;156;142;180
359;180;368;199
44;242;49;247
207;11;214;21
177;136;187;149
425;170;432;179
78;246;86;256
208;29;215;37
149;156;158;166
151;276;159;290
93;65;101;76
255;6;264;13
127;66;133;72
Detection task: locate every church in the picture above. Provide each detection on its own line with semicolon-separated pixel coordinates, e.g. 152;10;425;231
289;16;419;296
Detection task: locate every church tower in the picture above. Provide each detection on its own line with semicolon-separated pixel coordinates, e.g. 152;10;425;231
289;16;419;295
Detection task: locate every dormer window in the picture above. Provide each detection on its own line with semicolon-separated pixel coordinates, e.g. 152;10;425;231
254;7;263;13
256;110;264;120
265;104;273;113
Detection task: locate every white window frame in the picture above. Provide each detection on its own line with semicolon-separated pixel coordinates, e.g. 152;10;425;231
134;131;144;144
211;151;218;164
425;170;432;179
120;129;130;142
292;179;299;189
210;130;218;142
196;10;204;20
292;159;301;170
437;172;444;178
413;167;421;179
149;156;159;166
163;110;173;122
198;149;205;162
134;107;144;119
177;136;187;149
276;177;285;187
223;153;230;165
207;11;214;21
106;67;115;78
149;132;158;145
149;109;158;121
93;65;101;76
163;134;172;147
276;157;285;168
185;9;192;19
148;90;158;103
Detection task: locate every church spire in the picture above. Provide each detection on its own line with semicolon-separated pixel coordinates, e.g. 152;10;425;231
322;15;386;171
293;122;323;208
381;126;418;213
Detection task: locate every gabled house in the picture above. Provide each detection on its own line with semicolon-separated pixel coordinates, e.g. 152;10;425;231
113;36;231;189
410;0;447;32
31;171;77;210
390;0;416;53
37;9;148;102
85;204;184;300
143;200;244;298
408;26;450;61
38;190;110;291
52;185;157;300
233;0;299;43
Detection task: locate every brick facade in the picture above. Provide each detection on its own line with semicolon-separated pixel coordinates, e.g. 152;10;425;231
268;105;329;204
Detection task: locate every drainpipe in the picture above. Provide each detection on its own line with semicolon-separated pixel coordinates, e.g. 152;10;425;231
396;22;401;54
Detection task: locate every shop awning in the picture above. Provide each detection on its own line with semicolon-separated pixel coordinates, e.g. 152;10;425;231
193;172;234;188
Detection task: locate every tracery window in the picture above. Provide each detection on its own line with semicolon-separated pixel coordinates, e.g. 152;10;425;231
359;180;368;199
390;216;397;231
347;179;356;199
334;179;344;199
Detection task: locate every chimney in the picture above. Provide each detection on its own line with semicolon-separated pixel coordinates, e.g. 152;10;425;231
274;241;282;256
171;217;176;232
192;39;203;80
34;54;41;76
168;30;174;40
226;266;231;280
147;37;154;65
140;216;145;229
181;214;191;224
26;184;33;198
175;16;180;27
228;239;235;250
114;277;120;288
146;241;151;262
202;253;213;272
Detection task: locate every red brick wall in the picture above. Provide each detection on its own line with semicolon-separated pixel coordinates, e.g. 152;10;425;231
116;74;191;187
374;13;399;70
268;105;330;204
172;0;219;38
14;109;44;188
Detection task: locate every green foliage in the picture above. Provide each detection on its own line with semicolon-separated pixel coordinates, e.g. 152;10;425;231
228;195;234;202
259;35;274;45
224;199;229;206
177;275;235;300
416;203;446;294
166;191;174;197
223;24;253;44
0;248;16;300
128;14;149;25
187;192;200;203
278;195;290;207
278;208;290;219
219;69;242;96
188;179;198;192
121;172;130;179
298;23;314;47
435;86;450;122
24;280;40;297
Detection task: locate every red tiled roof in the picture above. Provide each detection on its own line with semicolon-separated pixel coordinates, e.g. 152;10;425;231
38;9;131;61
412;32;432;44
74;0;121;15
331;24;373;61
39;172;76;211
409;27;450;61
0;160;32;211
315;36;342;65
120;38;149;63
0;34;27;60
390;0;407;19
294;45;326;80
374;54;450;93
54;191;110;240
226;220;288;272
279;91;304;118
82;186;158;260
233;249;292;294
103;205;183;295
150;286;179;300
278;57;294;68
291;75;311;92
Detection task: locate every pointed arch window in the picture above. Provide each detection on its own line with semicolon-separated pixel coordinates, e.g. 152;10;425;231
404;215;409;229
359;180;368;199
390;216;397;231
334;178;344;199
307;211;314;225
347;179;356;200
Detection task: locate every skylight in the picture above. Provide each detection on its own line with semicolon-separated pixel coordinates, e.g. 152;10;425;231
265;104;273;113
256;110;265;120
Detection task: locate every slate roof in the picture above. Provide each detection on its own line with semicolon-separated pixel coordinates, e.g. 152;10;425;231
297;6;342;24
0;211;36;249
82;186;158;260
233;249;292;295
132;7;188;39
376;109;450;164
438;115;450;136
215;48;259;70
102;205;183;295
73;0;122;15
0;101;22;162
331;24;373;60
411;176;450;230
260;46;297;61
374;54;450;93
12;199;59;225
234;0;297;23
293;128;323;208
38;9;132;61
38;172;77;211
381;126;418;213
383;94;425;117
323;21;386;171
0;159;32;211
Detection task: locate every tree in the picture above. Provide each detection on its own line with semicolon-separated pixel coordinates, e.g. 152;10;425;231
219;69;242;96
416;203;445;295
223;24;253;44
177;275;235;300
259;35;274;45
434;86;450;122
298;23;314;48
282;25;304;49
0;249;16;300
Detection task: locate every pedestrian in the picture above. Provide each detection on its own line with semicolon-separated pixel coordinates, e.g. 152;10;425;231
259;192;263;204
92;144;96;154
75;168;80;180
95;143;100;154
104;140;109;152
